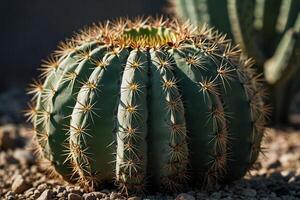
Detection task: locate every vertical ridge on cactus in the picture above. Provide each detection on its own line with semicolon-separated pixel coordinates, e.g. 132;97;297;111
172;0;300;124
26;17;268;194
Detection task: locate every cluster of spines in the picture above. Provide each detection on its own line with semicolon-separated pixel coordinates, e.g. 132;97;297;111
50;17;206;55
175;31;229;185
68;53;101;188
219;40;269;175
176;43;231;188
26;53;61;178
177;28;267;187
116;49;149;193
149;50;189;191
240;58;269;168
67;46;130;189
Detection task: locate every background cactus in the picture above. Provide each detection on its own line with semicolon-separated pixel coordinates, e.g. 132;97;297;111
26;17;268;193
172;0;300;124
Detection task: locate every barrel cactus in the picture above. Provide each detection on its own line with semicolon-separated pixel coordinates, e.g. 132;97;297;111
172;0;300;124
26;17;267;193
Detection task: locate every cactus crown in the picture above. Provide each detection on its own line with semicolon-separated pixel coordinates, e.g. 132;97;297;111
122;26;177;45
26;17;268;194
71;17;191;49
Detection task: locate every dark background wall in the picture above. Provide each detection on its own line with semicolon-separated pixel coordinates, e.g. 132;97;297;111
1;0;168;89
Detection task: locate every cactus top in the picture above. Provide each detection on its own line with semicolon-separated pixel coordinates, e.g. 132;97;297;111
26;17;268;193
52;17;234;52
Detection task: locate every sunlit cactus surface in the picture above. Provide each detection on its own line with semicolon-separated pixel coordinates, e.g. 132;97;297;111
26;17;268;193
172;0;300;123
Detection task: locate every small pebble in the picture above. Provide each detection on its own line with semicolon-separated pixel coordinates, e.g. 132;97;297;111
92;192;105;198
69;188;82;195
6;191;15;200
11;175;30;194
37;183;48;192
37;189;52;200
110;191;118;199
0;125;17;150
13;149;35;165
68;193;83;200
83;193;96;200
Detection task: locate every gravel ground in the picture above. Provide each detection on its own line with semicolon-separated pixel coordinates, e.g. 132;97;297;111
0;125;300;200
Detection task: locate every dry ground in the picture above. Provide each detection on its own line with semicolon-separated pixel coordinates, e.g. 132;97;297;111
0;125;300;200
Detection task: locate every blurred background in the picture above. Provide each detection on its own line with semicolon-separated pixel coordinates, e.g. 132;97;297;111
0;0;167;124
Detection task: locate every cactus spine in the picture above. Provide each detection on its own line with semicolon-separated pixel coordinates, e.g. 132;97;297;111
173;0;300;124
26;17;267;193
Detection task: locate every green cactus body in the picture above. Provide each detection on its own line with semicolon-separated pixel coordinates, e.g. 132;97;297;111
27;18;267;193
173;0;300;124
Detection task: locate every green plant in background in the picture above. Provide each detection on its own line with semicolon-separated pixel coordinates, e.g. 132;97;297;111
173;0;300;124
26;17;268;194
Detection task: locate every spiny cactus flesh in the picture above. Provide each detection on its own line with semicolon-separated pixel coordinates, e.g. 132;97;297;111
26;17;268;194
172;0;300;124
